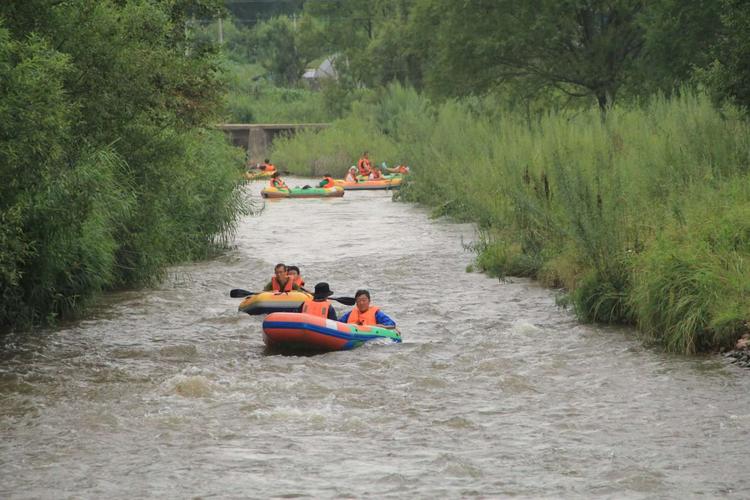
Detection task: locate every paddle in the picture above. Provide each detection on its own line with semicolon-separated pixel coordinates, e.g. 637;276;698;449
229;288;356;305
330;296;356;305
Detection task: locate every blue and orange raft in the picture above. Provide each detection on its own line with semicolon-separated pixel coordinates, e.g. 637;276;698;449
262;312;402;352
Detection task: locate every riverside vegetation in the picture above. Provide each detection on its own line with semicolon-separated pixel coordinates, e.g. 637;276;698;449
0;1;247;331
271;85;750;355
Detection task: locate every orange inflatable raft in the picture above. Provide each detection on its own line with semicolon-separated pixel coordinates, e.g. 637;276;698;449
333;177;402;191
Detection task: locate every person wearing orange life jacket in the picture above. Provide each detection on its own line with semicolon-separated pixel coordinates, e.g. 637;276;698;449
357;151;372;177
386;164;410;174
298;282;338;320
344;166;358;182
318;173;335;189
269;171;289;190
263;263;302;292
260;158;277;172
286;265;308;292
368;166;383;180
339;289;396;328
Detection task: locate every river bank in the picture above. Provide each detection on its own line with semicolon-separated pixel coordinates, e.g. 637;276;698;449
271;87;750;356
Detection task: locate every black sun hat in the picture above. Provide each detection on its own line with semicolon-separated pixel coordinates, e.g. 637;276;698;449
313;282;334;299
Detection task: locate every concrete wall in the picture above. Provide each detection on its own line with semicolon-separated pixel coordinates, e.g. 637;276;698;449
217;123;329;164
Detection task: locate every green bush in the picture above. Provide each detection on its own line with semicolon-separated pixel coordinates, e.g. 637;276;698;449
630;197;750;353
0;2;248;331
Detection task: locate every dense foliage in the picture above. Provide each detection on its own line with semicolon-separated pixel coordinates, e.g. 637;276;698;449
0;0;247;331
217;0;748;116
273;84;750;354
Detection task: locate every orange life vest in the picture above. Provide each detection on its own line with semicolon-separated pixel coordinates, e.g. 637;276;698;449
346;306;380;326
357;158;372;176
271;177;286;189
397;165;409;174
369;169;382;180
271;276;293;292
302;299;331;318
321;176;335;188
295;276;305;287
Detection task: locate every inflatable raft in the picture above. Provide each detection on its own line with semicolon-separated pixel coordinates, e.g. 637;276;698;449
261;186;345;198
334;177;402;191
238;291;312;315
244;170;276;181
262;312;402;352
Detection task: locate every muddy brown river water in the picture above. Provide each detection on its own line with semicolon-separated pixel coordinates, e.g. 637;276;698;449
1;178;749;498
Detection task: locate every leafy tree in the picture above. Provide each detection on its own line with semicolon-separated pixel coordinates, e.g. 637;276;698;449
253;14;325;85
0;0;246;330
410;0;647;110
303;0;417;87
696;0;750;110
225;0;304;27
633;0;721;97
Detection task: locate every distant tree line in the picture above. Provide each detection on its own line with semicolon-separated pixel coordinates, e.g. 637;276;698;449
220;0;750;112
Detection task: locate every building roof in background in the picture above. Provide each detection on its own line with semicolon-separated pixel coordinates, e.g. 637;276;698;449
303;56;337;80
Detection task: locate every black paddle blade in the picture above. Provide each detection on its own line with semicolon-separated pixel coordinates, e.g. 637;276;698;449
230;289;257;298
331;296;356;306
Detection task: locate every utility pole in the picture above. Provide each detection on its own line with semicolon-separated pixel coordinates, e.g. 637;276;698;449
218;16;224;45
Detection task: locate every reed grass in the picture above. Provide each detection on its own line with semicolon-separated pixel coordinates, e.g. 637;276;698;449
274;84;750;353
271;113;399;176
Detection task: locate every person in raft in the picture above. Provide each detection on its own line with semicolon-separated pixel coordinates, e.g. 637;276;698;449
386;164;410;174
357;151;372;177
263;263;303;293
318;173;335;188
269;171;289;190
258;159;276;172
298;282;338;320
339;289;396;328
368;165;384;180
286;265;308;291
344;166;358;182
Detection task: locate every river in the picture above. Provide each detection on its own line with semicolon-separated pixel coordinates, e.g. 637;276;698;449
1;177;749;499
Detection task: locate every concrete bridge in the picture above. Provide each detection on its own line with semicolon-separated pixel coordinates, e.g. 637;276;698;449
217;123;329;164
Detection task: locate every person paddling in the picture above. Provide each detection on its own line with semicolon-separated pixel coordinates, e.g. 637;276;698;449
263;263;302;292
298;282;337;320
339;289;396;328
